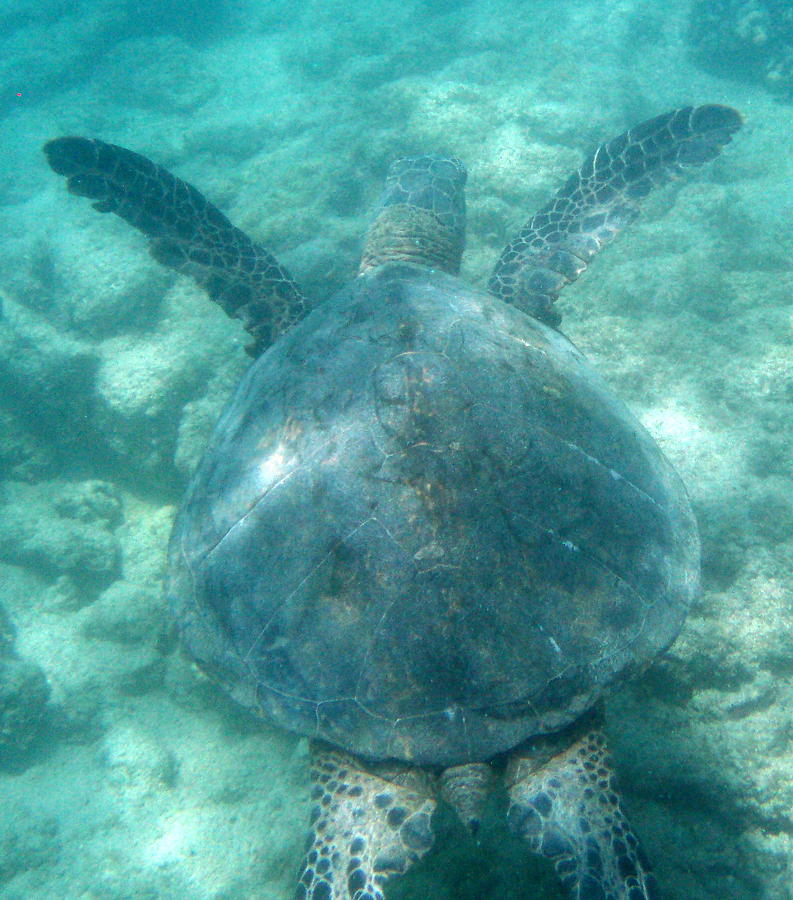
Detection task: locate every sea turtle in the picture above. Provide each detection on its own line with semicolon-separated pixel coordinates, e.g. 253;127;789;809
44;103;741;900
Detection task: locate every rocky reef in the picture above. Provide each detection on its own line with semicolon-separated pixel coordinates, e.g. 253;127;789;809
690;0;793;99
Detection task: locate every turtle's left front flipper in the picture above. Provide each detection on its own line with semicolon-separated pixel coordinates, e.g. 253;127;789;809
44;136;307;355
506;708;659;900
489;104;742;327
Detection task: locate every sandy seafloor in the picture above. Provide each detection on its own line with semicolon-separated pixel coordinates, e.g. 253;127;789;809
1;0;793;897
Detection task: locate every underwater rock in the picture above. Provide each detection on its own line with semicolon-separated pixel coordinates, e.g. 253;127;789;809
0;294;98;459
4;246;237;490
0;480;122;594
0;405;56;483
0;811;60;886
92;329;213;483
53;479;123;528
79;580;164;647
90;283;245;486
689;0;793;99
0;653;50;762
0;602;14;655
173;395;223;480
115;654;168;697
101;722;179;794
94;34;220;113
11;228;168;341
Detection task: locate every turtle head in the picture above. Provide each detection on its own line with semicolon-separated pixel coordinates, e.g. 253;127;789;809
359;155;467;276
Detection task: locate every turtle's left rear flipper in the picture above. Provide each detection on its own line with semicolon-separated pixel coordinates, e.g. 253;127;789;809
44;136;307;355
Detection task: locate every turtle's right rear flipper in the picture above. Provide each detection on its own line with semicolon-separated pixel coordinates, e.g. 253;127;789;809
44;137;307;355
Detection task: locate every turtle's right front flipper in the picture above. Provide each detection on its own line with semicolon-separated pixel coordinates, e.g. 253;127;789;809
489;104;743;326
44;136;307;355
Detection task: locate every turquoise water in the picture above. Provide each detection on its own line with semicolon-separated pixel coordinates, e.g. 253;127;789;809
1;1;792;898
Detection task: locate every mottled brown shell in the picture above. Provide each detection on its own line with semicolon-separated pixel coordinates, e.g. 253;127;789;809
168;264;699;766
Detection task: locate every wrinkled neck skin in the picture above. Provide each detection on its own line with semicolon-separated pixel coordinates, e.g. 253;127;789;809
358;204;463;276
